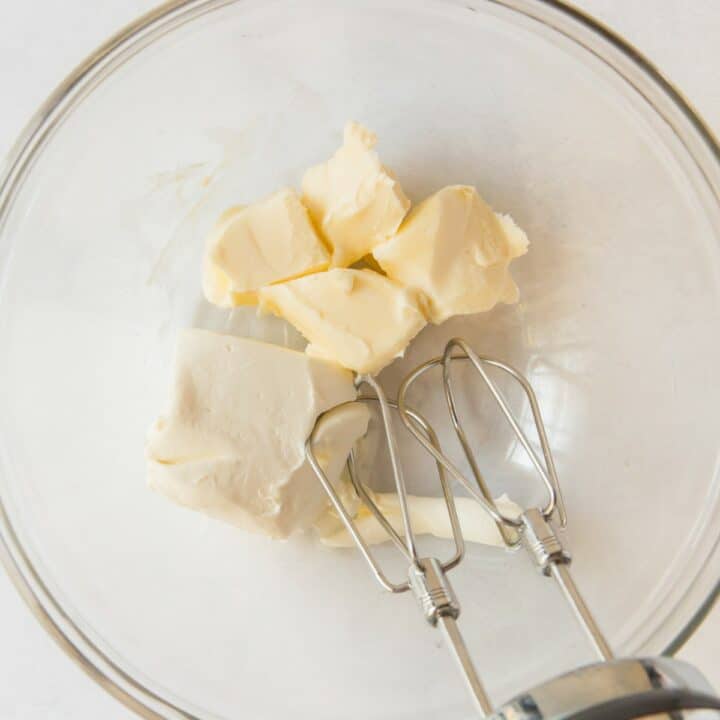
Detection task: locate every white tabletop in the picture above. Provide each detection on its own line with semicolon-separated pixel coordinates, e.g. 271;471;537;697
0;1;718;717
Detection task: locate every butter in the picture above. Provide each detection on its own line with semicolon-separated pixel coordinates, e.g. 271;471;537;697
258;268;427;375
302;122;410;267
373;185;528;323
317;491;521;548
203;189;329;307
146;329;369;538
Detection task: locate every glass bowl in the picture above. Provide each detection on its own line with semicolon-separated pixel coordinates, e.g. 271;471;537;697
1;1;720;718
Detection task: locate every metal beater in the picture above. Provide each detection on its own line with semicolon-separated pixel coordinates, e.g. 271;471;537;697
306;338;720;719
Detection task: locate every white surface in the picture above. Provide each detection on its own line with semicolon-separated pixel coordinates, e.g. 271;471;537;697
0;1;718;718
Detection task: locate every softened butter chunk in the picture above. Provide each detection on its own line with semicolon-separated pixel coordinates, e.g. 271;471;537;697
203;189;329;307
258;268;426;375
301;122;411;267
373;185;528;323
146;329;369;538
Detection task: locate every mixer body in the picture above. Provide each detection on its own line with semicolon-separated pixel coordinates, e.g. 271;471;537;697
493;657;720;720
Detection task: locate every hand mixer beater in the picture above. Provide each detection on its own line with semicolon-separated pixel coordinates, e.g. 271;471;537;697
306;338;720;720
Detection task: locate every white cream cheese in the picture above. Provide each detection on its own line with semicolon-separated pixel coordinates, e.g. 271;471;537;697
146;329;369;538
317;490;521;548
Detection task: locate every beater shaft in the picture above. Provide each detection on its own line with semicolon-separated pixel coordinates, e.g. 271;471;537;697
408;557;492;714
439;614;494;716
550;563;613;662
521;508;613;661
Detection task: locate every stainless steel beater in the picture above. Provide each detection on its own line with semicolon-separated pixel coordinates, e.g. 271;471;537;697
306;338;720;719
397;337;612;662
307;373;493;715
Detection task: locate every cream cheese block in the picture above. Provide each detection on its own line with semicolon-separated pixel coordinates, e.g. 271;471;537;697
146;329;369;538
317;489;521;548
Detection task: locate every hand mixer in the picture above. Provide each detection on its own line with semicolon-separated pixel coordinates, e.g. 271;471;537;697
306;337;720;720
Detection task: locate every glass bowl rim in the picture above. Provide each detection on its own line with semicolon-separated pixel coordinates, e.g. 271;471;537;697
0;0;719;717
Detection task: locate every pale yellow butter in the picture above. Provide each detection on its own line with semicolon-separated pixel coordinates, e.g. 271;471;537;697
373;185;528;323
258;268;426;375
301;122;411;267
203;189;329;306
